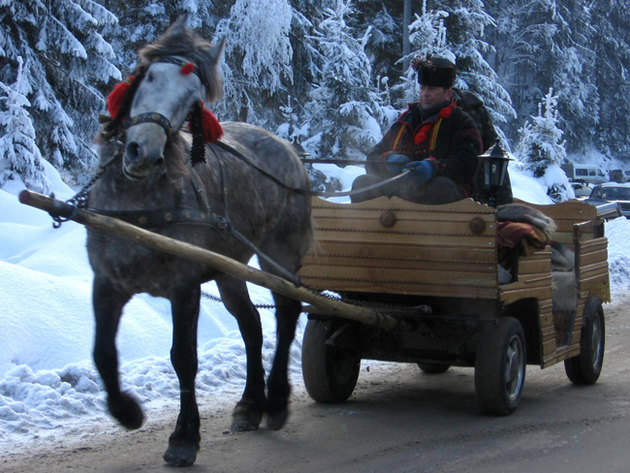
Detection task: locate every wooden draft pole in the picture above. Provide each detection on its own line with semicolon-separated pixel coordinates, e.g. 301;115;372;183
19;190;400;331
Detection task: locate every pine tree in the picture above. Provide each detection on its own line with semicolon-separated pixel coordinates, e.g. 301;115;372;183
516;88;572;201
214;0;294;123
301;0;396;161
0;1;119;184
0;57;49;193
590;0;630;159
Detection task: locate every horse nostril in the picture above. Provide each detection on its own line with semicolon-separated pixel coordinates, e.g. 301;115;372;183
126;142;141;161
154;156;164;166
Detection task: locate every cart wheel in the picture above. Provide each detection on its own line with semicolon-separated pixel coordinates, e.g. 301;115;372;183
417;362;450;374
302;319;360;403
564;297;605;385
474;317;526;416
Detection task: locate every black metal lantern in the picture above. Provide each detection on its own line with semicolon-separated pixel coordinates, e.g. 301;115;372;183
480;141;511;206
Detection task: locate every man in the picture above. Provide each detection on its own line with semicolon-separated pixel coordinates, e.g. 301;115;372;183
352;55;482;204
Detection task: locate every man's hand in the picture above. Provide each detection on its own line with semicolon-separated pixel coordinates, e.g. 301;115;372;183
404;159;436;185
385;153;411;174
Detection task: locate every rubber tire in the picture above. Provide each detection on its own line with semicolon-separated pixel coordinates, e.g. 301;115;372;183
301;319;360;403
418;362;450;374
475;317;526;416
564;297;605;385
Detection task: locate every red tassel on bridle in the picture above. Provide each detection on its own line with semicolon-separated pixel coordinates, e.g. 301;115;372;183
180;62;195;75
106;76;136;118
190;101;223;143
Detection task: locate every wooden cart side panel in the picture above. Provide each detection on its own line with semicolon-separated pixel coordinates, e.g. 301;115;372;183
513;198;599;246
576;237;610;303
499;251;556;363
299;196;499;298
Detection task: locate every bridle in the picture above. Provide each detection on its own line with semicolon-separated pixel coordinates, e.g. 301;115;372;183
104;55;217;165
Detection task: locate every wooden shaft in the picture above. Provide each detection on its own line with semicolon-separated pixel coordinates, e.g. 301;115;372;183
19;190;400;331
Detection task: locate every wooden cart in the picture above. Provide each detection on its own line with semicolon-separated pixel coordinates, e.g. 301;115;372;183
298;196;609;415
19;191;609;416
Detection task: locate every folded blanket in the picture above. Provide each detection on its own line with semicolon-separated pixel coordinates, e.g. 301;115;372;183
496;220;549;256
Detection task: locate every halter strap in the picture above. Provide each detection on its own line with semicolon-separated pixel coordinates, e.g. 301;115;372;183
123;112;174;135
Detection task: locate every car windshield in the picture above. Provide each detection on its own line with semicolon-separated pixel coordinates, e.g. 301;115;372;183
598;187;630;200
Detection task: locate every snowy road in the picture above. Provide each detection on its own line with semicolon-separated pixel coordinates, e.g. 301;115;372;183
2;294;629;473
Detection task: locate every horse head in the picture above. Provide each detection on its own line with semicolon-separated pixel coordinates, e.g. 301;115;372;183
112;16;225;180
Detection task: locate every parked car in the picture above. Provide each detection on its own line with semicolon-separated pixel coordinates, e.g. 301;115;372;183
570;181;593;198
585;183;630;218
561;163;608;184
609;169;627;183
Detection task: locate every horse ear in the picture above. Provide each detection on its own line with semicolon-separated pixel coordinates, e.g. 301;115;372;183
166;15;189;38
208;38;226;65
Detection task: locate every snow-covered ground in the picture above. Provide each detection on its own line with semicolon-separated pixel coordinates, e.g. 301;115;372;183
1;158;629;453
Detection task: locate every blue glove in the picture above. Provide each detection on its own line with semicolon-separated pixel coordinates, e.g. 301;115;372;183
385;153;411;174
404;160;435;185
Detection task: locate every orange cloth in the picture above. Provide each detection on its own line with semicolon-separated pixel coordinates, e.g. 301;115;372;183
496;221;549;257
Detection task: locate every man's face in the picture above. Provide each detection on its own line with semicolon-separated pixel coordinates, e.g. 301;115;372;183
419;85;453;109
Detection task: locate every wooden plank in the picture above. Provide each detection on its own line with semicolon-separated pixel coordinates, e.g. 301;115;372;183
304;241;496;264
299;265;497;287
579;248;608;267
313;217;496;236
301;257;496;274
310;230;495;247
312;195;497;216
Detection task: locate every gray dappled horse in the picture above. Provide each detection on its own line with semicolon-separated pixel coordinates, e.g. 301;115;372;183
87;18;312;467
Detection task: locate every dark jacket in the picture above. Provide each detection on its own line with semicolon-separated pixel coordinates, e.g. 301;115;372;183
367;99;482;193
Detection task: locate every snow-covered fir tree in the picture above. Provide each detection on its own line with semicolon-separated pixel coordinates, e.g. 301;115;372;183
301;0;396;162
214;0;294;123
590;0;630;158
396;0;449;105
0;0;119;184
438;0;515;140
100;1;219;72
516;88;573;202
0;57;49;193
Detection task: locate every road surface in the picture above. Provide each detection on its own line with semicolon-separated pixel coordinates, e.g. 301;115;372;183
2;296;629;473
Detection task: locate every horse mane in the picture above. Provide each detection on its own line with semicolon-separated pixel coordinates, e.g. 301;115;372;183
137;17;224;104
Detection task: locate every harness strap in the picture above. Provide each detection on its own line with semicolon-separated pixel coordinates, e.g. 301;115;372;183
87;208;228;229
212;140;410;198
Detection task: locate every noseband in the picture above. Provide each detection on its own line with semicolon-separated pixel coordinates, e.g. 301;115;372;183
123;112;174;135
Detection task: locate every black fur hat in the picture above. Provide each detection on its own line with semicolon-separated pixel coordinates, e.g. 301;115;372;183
413;55;456;88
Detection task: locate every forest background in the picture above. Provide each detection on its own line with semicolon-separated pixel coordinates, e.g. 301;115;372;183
1;0;629;196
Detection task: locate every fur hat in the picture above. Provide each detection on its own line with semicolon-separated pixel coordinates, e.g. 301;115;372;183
413;55;456;88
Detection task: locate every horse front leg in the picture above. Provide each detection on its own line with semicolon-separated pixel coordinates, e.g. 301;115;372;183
265;293;300;430
163;285;201;467
92;276;143;429
217;277;266;432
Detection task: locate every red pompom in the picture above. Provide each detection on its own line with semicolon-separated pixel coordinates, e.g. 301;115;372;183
438;105;453;118
199;102;223;143
180;62;195;75
106;76;135;118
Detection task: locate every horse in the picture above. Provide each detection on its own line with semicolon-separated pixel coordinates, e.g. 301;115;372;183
86;17;312;467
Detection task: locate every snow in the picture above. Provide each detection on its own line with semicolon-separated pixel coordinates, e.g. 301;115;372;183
1;156;630;452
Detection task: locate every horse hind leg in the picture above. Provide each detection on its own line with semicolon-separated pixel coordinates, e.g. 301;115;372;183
163;285;202;467
258;239;305;430
92;276;144;430
216;277;266;432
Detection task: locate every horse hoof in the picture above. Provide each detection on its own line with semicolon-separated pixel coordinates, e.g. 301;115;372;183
107;391;144;430
265;408;289;431
163;444;198;467
231;402;262;432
